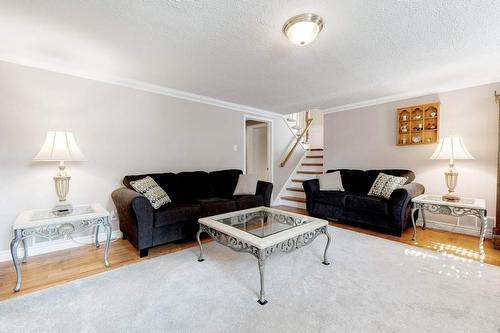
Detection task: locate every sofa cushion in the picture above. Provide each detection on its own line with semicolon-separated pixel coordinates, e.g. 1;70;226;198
197;198;237;217
327;169;367;194
368;173;408;199
327;169;415;195
233;174;258;195
177;171;214;201
123;173;184;202
124;173;165;190
151;173;183;202
154;203;201;227
318;171;344;191
365;169;414;188
209;169;242;198
345;195;389;215
314;191;346;207
129;176;171;209
234;195;264;210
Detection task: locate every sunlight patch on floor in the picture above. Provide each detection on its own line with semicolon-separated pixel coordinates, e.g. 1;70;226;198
404;245;484;279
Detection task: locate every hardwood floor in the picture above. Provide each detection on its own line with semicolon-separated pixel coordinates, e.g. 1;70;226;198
0;205;498;301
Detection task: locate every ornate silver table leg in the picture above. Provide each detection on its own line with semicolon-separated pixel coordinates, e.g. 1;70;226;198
421;209;427;230
10;230;22;292
196;227;205;262
103;218;111;267
322;229;331;265
411;207;418;241
479;211;487;260
257;249;267;305
22;238;29;263
95;225;100;248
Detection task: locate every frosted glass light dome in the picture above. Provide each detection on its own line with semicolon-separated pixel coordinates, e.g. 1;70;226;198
283;13;324;46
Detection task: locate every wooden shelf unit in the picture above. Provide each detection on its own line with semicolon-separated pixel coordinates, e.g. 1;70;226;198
397;102;440;146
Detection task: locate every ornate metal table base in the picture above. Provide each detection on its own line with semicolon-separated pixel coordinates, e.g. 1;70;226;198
196;224;331;305
411;203;487;259
10;216;111;292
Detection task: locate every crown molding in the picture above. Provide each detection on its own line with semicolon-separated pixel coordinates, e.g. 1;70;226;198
322;79;500;114
4;54;497;118
0;55;283;118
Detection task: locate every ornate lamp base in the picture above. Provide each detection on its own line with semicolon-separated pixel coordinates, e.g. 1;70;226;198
443;163;460;202
52;161;73;216
442;193;460;202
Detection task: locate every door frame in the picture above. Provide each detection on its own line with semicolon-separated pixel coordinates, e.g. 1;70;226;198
243;115;274;183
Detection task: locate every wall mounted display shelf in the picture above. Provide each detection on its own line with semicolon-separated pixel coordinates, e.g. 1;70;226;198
397;102;440;146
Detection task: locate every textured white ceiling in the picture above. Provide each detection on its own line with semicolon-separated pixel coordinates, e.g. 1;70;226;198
0;0;499;114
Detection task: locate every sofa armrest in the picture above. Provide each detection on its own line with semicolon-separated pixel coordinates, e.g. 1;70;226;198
388;182;425;232
256;181;273;207
303;179;320;213
390;183;425;205
111;188;154;251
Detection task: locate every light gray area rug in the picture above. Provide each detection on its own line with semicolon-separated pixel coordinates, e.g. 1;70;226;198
1;226;499;333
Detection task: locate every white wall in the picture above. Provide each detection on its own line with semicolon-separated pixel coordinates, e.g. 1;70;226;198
308;109;324;149
0;60;309;256
246;124;269;181
0;61;248;253
324;82;499;232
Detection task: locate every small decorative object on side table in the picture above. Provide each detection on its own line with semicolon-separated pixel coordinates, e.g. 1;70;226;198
10;203;111;292
411;195;487;260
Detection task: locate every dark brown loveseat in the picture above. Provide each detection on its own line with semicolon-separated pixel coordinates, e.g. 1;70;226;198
303;169;424;237
112;169;273;257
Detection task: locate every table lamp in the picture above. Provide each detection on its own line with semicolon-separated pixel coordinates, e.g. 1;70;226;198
430;136;473;202
33;131;86;214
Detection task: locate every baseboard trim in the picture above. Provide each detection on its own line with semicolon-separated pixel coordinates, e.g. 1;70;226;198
417;218;493;239
0;230;123;263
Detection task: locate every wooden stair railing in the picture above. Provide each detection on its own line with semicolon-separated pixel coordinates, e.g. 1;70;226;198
280;119;313;167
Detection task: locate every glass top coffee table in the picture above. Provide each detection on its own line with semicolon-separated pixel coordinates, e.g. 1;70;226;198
196;207;331;305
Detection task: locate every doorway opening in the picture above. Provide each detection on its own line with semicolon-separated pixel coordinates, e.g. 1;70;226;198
244;116;272;182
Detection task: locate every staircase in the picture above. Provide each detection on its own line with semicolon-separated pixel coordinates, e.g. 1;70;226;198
284;111;310;148
280;148;323;209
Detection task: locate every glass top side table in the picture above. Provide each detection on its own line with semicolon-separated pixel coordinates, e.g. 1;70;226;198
411;195;487;260
10;203;111;291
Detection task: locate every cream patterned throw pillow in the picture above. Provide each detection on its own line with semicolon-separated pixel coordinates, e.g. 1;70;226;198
130;176;171;209
368;173;408;199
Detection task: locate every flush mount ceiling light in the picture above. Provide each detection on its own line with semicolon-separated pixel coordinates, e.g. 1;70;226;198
283;13;324;46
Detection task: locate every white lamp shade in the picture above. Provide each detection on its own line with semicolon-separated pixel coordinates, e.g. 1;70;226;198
430;136;474;160
33;131;86;162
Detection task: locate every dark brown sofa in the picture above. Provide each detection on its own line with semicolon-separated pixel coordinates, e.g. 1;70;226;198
303;169;425;236
111;169;273;257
